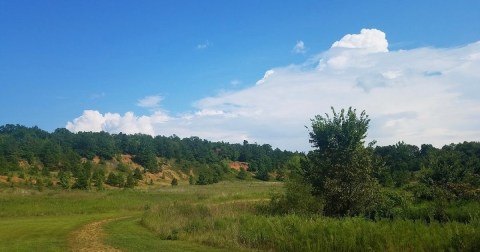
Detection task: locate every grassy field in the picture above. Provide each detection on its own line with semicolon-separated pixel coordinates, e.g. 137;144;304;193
1;182;479;251
0;181;280;251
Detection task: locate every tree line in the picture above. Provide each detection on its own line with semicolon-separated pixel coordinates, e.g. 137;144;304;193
1;119;479;200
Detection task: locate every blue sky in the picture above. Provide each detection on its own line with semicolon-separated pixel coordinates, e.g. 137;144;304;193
1;1;480;150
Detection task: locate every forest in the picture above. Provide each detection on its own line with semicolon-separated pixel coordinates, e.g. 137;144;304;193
0;124;297;188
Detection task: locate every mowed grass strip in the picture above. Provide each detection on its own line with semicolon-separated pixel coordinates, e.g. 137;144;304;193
0;214;112;252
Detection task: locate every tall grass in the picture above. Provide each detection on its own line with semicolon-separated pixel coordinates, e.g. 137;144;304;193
141;189;480;251
237;214;480;251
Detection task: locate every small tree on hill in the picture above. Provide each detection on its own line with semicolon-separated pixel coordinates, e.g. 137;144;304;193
133;168;143;180
125;172;136;188
304;107;379;216
171;177;178;186
58;170;71;189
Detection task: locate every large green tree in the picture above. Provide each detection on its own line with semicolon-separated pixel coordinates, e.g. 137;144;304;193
304;107;379;216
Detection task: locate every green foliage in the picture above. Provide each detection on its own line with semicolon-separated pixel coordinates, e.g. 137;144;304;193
196;173;208;185
236;168;248;180
92;167;105;190
72;162;92;190
36;177;44;192
133;168;143;180
0;124;298;188
125;173;136;188
106;172;125;187
304;107;380;216
374;142;420;187
116;163;129;173
58;170;71;189
255;166;270;181
265;174;323;215
134;145;159;173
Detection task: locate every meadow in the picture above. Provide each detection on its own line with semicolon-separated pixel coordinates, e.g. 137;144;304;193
1;181;479;251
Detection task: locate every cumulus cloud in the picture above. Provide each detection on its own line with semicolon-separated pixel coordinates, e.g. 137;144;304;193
293;40;306;54
331;28;388;52
66;29;480;151
137;95;163;108
66;110;169;135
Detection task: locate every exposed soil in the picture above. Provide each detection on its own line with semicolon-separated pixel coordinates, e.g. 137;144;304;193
229;161;249;171
69;218;123;252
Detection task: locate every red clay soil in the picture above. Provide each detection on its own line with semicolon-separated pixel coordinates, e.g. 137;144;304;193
229;161;249;171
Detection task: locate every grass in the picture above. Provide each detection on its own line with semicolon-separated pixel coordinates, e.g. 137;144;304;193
2;181;479;251
237;214;480;251
104;217;230;252
0;181;280;251
0;214;117;252
138;182;480;251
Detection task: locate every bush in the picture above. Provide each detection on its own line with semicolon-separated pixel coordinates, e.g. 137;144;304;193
237;168;248;180
106;172;125;187
265;174;323;215
171;178;178;186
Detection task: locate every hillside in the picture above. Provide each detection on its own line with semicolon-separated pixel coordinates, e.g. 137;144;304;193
0;124;296;189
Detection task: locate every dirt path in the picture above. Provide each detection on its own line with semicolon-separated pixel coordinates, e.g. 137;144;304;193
69;217;123;252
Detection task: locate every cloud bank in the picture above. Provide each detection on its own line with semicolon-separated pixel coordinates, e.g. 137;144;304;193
66;29;480;151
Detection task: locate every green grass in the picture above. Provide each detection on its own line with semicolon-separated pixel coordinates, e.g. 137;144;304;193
0;181;280;251
237;214;480;251
2;181;479;251
104;217;231;252
0;214;113;252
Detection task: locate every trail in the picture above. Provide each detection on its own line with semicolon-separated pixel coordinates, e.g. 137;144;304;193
69;217;123;252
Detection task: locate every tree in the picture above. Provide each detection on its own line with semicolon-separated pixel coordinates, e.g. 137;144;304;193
133;168;143;180
92;168;105;190
71;162;93;190
196;173;207;185
58;170;71;189
134;145;159;173
125;172;136;188
106;172;124;187
171;177;178;186
303;107;379;216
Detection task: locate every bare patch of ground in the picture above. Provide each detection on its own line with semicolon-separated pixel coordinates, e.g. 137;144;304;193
229;161;249;171
69;218;124;252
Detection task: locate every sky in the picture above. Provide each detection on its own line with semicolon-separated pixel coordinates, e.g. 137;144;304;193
1;0;480;151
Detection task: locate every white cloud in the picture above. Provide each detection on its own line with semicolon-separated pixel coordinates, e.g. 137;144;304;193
137;95;163;108
66;110;106;132
331;28;388;52
256;69;275;85
66;29;480;151
293;40;306;54
197;40;210;49
66;110;170;135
